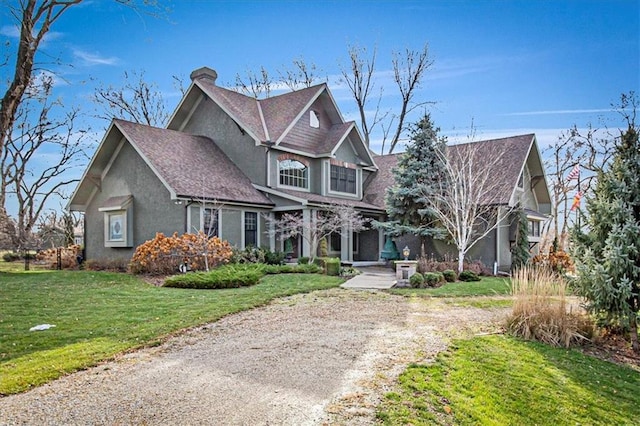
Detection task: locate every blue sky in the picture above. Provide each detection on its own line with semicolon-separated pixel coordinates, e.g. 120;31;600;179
1;0;639;214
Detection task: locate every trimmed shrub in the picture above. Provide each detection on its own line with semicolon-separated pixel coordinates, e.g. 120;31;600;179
325;257;340;276
424;272;445;287
417;256;491;276
409;272;425;287
297;256;310;265
163;262;321;289
443;269;457;282
164;264;263;289
459;270;481;282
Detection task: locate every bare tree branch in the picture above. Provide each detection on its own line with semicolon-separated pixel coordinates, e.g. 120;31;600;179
92;69;170;127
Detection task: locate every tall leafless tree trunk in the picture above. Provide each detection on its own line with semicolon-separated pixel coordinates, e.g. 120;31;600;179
4;75;89;249
427;143;514;273
385;45;434;154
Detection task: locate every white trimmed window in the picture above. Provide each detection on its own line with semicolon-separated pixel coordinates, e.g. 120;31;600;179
99;195;133;247
244;211;258;247
330;165;356;194
279;159;309;189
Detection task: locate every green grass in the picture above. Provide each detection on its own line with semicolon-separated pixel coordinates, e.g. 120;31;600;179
0;270;342;395
377;335;640;425
388;276;511;297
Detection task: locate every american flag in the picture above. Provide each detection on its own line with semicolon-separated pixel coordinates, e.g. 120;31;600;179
570;191;582;211
566;164;580;182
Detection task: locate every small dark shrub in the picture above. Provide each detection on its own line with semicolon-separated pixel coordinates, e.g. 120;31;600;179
409;272;425;287
459;270;481;282
443;269;457;282
324;257;341;276
230;245;266;264
424;272;445;287
340;266;360;278
263;249;285;265
313;257;325;268
2;252;21;262
298;256;310;265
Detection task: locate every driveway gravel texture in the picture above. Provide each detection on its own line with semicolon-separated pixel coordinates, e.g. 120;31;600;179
0;288;507;425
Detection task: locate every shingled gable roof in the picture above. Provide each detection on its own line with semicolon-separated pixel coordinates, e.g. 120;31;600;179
364;134;540;209
113;119;273;206
189;69;374;160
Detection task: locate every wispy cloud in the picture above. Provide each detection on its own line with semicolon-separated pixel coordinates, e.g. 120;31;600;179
73;49;119;66
503;108;615;116
1;25;64;44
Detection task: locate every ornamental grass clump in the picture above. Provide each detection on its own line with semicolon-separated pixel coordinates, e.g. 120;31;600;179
506;266;593;348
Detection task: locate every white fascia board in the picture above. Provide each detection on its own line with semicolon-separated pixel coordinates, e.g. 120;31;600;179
166;81;197;130
67;120;118;210
256;100;270;145
275;85;325;145
508;135;535;207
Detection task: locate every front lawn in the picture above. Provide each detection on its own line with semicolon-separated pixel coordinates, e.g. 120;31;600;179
388;276;511;297
377;335;640;425
0;270;342;395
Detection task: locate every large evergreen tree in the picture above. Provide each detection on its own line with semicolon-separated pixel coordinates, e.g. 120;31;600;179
572;115;640;352
381;114;447;256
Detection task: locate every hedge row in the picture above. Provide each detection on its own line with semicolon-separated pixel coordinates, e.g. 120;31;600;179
163;263;321;289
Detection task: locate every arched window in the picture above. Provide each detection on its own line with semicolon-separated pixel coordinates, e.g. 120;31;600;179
279;159;308;189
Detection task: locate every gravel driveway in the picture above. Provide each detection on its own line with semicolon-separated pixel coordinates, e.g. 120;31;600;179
0;288;507;425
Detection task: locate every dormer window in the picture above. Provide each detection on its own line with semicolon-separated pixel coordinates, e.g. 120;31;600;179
310;110;320;128
279;159;309;189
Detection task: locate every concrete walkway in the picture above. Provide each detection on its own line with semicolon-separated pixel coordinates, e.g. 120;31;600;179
341;266;396;290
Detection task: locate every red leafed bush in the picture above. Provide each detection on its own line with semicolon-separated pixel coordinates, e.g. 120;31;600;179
130;232;233;275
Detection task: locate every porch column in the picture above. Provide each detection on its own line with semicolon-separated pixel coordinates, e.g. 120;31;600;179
268;212;276;252
378;216;385;261
340;223;351;262
302;209;312;257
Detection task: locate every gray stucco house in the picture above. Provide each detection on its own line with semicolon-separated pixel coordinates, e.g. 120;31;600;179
69;66;550;271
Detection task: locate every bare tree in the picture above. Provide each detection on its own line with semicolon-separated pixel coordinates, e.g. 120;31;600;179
3;75;89;250
426;143;515;273
36;208;81;248
544;120;621;248
268;204;369;263
0;0;168;161
339;44;385;149
93;69;170;127
384;45;434;154
234;66;273;99
278;58;325;91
